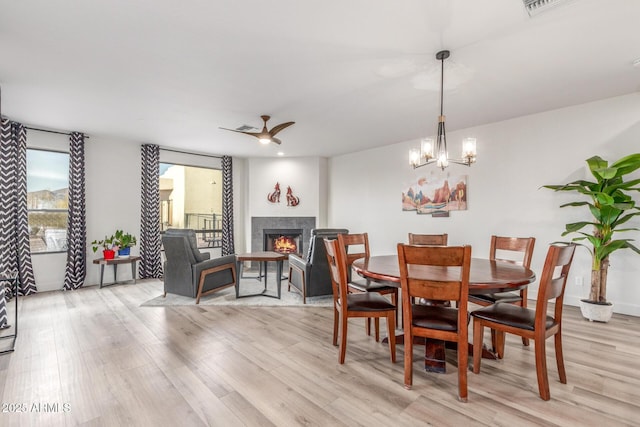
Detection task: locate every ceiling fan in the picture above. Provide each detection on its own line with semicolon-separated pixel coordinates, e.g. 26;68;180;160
220;115;295;145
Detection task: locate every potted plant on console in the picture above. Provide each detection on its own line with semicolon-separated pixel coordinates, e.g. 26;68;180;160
544;153;640;322
91;235;116;260
114;229;137;258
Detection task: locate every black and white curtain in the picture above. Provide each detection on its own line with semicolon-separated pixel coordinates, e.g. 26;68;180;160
0;119;37;327
63;132;86;290
221;155;235;255
139;144;163;279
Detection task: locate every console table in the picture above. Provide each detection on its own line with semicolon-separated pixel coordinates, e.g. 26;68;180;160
93;256;141;288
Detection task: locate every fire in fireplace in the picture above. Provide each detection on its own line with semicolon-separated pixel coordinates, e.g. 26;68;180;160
274;236;297;253
264;228;303;255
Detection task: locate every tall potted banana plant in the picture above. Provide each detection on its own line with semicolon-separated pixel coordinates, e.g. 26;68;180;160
544;153;640;322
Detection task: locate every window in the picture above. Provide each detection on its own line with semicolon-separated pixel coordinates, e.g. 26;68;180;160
27;149;70;253
159;163;223;248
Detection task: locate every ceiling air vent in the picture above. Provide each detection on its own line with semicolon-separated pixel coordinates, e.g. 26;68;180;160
523;0;567;17
235;125;256;131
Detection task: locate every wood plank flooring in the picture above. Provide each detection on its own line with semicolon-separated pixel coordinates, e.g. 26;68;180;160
1;279;639;426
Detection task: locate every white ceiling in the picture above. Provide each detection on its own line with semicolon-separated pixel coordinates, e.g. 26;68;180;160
1;0;639;158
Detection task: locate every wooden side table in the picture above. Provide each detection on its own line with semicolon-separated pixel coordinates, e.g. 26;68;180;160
92;256;141;288
235;251;288;299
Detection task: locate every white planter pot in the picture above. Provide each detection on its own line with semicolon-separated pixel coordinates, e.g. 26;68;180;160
579;299;613;323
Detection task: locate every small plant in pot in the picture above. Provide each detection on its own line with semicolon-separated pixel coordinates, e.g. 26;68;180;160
114;230;137;258
544;153;640;322
91;235;116;260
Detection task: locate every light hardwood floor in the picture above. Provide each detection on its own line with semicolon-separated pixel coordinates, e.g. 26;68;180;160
1;279;639;426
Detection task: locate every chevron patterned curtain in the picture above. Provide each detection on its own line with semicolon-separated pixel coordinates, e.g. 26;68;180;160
221;155;235;255
0;120;37;303
139;144;163;279
63;132;87;290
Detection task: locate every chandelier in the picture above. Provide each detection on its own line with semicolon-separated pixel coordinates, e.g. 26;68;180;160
409;50;477;170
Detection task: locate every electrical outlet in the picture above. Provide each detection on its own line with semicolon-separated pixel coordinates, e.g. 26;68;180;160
574;276;583;287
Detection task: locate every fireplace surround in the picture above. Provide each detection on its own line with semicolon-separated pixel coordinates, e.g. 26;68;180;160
248;217;316;273
251;217;316;256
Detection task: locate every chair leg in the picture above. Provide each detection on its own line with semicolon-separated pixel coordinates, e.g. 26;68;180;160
339;312;348;364
387;312;396;363
374;318;380;342
495;330;506;359
365;318;371;336
554;331;567;384
457;338;468;402
490;329;497;353
392;290;399;327
332;307;339;347
472;320;483;374
534;338;551;400
404;329;413;389
520;293;530;346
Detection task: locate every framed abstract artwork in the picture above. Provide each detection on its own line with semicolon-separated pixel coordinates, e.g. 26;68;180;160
402;174;467;217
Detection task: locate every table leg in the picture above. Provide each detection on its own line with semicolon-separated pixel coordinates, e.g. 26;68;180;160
235;260;242;298
131;261;137;284
99;265;105;288
276;260;282;299
424;339;447;373
113;264;118;284
262;261;268;291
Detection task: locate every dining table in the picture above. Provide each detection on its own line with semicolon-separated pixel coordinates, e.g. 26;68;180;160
352;254;536;373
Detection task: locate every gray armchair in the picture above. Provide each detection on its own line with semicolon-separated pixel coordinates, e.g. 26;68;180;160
162;229;236;304
288;228;348;303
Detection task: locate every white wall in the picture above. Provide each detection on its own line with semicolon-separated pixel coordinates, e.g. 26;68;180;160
85;136;142;286
328;93;640;316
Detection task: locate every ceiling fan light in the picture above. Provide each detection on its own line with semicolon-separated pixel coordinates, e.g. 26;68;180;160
259;137;271;144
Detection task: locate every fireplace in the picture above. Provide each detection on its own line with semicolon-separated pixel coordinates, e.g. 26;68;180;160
251;217;316;256
263;229;303;255
250;217;315;273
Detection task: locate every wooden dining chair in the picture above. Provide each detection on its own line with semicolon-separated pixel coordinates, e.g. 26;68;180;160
407;233;448;245
338;233;398;341
471;242;576;401
324;238;396;364
468;235;535;352
397;243;472;402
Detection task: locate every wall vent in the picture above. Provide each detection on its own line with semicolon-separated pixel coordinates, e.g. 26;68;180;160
523;0;567;17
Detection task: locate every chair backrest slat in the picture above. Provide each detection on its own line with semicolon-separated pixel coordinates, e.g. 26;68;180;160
490;235;535;268
408;233;448;246
337;233;370;282
338;233;369;267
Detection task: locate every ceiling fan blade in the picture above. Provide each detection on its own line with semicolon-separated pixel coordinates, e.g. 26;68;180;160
219;127;261;138
268;121;295;137
271;137;282;145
